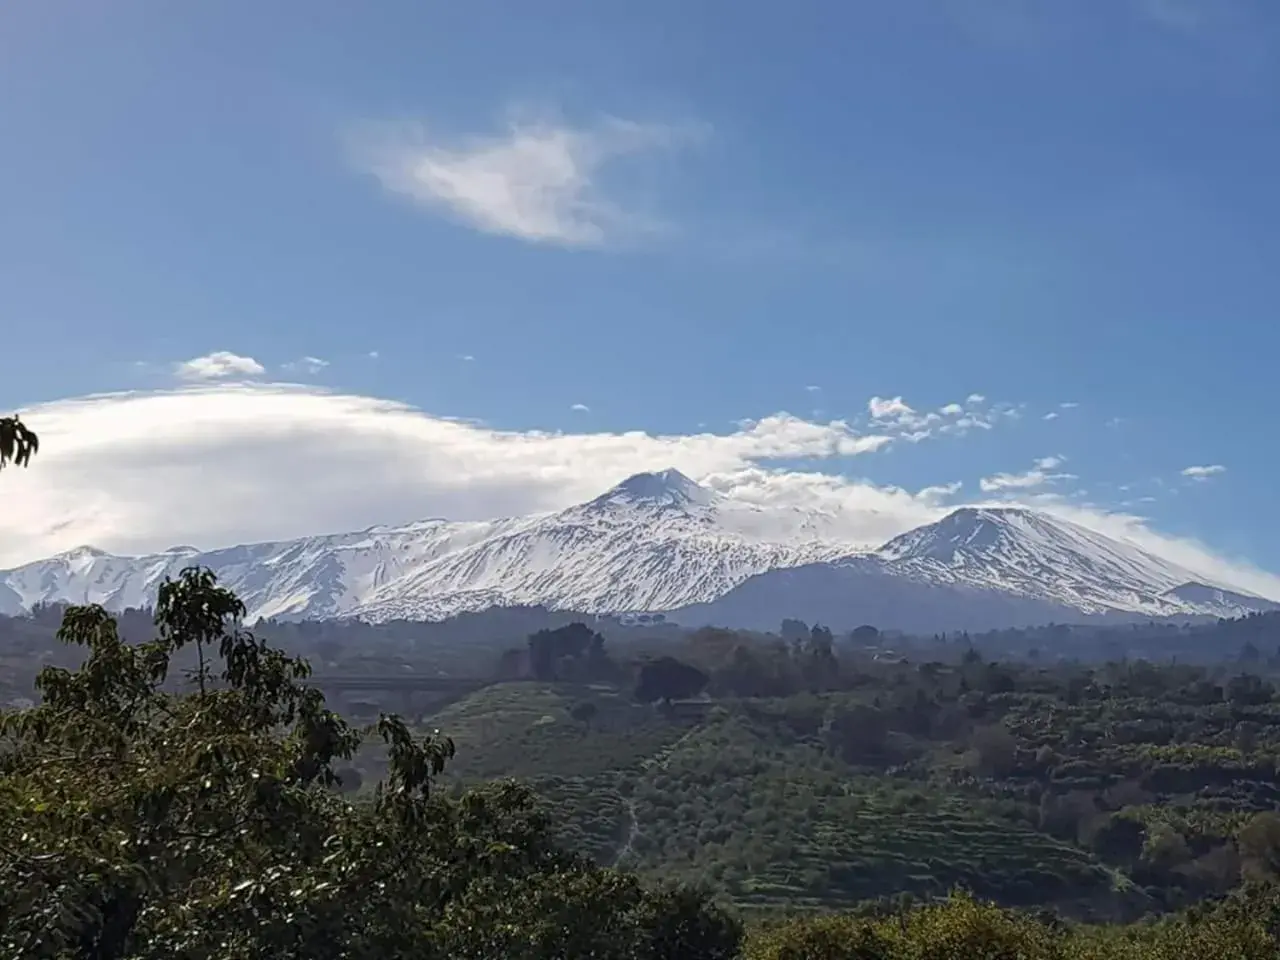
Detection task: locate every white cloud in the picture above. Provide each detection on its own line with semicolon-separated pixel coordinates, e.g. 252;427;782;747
1059;402;1079;409
174;351;265;382
1182;464;1226;480
695;467;952;547
979;471;1048;493
0;384;899;566
283;356;330;376
367;351;380;360
1042;412;1059;421
4;384;1275;600
353;112;700;247
868;396;916;420
866;394;1013;442
570;403;590;413
979;455;1074;493
867;395;993;442
805;385;821;393
918;481;964;502
459;354;475;362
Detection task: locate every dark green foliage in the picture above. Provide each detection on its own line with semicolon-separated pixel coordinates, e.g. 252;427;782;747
527;621;620;681
850;624;880;644
381;626;1280;922
745;887;1280;959
8;575;1280;954
571;700;599;725
0;569;740;959
636;656;710;703
0;414;38;470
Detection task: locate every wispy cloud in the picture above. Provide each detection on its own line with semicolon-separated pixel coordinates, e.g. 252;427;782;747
868;396;915;420
174;351;265;382
570;403;590;413
352;111;703;248
867;396;941;443
980;455;1075;493
1182;463;1227;480
919;481;964;502
282;356;330;376
866;394;1016;443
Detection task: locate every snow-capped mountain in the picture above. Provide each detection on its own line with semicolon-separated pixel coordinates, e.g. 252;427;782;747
877;507;1203;616
0;470;855;623
671;506;1278;632
1;472;1274;630
350;470;855;621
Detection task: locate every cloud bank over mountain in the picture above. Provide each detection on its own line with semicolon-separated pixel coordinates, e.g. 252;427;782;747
4;380;1277;601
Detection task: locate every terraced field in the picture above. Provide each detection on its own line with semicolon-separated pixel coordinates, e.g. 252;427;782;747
425;681;705;779
413;691;1122;914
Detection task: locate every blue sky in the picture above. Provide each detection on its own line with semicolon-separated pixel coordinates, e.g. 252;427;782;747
2;0;1278;587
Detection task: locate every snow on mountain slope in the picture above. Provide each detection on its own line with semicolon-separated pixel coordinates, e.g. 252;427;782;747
342;470;855;620
1160;582;1280;617
875;507;1206;615
0;470;855;622
0;519;521;621
2;473;1273;627
670;505;1277;632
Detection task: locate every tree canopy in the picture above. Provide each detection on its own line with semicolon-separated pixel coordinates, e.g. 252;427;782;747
0;567;740;959
635;656;710;704
0;414;38;471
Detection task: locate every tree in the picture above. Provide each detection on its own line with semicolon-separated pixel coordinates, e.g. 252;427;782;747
968;724;1018;778
1143;822;1192;870
1227;672;1273;707
0;415;38;471
791;624;840;692
569;700;598;727
333;766;364;794
823;703;890;766
1239;812;1280;879
850;624;879;645
779;618;809;643
0;568;741;959
527;622;609;681
634;656;709;704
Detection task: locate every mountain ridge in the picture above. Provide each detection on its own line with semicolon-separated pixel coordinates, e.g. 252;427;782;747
1;470;1274;629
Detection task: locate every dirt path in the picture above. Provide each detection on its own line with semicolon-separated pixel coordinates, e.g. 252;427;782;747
612;797;641;867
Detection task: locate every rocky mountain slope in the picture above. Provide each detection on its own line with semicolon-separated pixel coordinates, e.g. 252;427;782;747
2;470;1275;629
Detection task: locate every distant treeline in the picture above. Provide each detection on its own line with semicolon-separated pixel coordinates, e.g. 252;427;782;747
3;600;1278;708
